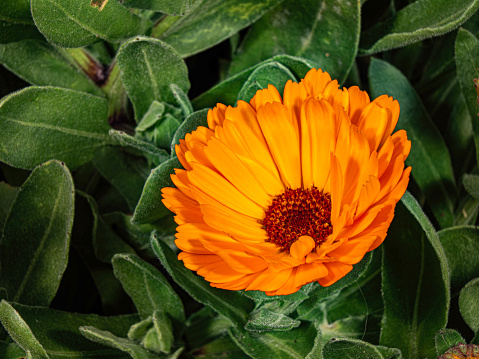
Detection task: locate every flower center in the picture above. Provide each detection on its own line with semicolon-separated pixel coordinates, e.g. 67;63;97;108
260;187;333;252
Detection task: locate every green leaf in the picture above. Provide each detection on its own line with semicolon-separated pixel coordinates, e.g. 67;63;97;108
157;0;285;57
112;254;185;325
459;277;479;333
93;147;148;212
151;234;254;328
322;338;402;359
379;192;450;359
0;0;43;43
0;40;102;96
438;226;479;293
0;182;18;237
236;62;296;103
30;0;144;48
170;108;209;151
0;86;111;170
0;301;49;359
229;0;359;83
132;156;181;224
0;300;138;358
0;160;74;306
143;311;173;354
360;0;479;55
464;174;479;199
245;309;300;333
117;37;190;121
192;55;316;110
170;84;193;118
456;29;479;167
0;340;25;359
110;130;170;161
369;58;457;228
295;252;372;319
435;329;466;357
80;326;160;359
229;321;321;359
122;0;191;15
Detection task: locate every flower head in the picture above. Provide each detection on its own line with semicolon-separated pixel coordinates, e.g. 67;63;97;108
161;68;411;296
439;343;479;359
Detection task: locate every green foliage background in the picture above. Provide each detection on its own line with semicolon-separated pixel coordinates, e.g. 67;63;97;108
1;0;479;358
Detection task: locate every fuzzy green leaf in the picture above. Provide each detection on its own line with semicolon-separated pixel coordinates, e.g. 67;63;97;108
122;0;192;15
360;0;479;54
151;234;254;328
379;192;450;358
170;108;209;151
0;0;43;43
323;338;402;359
30;0;144;47
110;130;170;160
369;58;456;228
435;329;466;357
117;37;190;121
157;0;285;57
0;87;111;170
463;174;479;200
0;40;102;96
229;0;359;83
245;309;300;333
438;226;479;293
0;341;25;359
459;277;479;333
455;28;479;167
0;182;18;237
0;160;74;306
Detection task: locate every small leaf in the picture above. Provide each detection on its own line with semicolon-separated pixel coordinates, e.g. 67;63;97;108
456;28;479;168
229;0;359;83
0;301;49;359
463;174;479;199
0;160;74;306
112;254;185;325
132;156;181;224
170;109;209;152
229;321;321;359
369;58;457;228
157;0;285;57
435;329;466;356
151;234;254;328
143;310;174;354
80;326;159;359
323;338;402;359
245;309;300;333
117;37;190;121
459;277;479;333
170;84;193;118
360;0;479;54
122;0;192;15
438;226;479;293
110;129;170;161
0;40;102;96
0;0;43;43
0;86;111;170
379;192;450;358
30;0;144;47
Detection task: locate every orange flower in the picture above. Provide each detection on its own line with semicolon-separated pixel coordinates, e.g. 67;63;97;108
161;68;411;296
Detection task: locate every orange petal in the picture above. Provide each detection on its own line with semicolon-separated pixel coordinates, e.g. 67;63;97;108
290;236;315;261
348;86;371;125
217;250;268;274
246;267;293;292
249;84;282;109
317;262;353;286
207;103;227;130
293;262;328;288
327;238;375;264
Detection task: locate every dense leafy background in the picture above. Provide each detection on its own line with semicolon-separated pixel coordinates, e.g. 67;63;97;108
1;0;479;358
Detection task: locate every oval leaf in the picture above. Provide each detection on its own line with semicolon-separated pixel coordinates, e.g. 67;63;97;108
435;329;466;357
0;0;43;43
323;338;402;359
380;192;450;358
0;160;74;306
459;277;479;333
229;0;359;83
30;0;144;47
369;58;457;228
117;37;190;121
0;86;111;170
360;0;479;54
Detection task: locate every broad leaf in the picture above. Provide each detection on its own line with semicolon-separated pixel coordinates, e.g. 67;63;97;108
0;40;102;96
229;322;321;359
438;226;479;293
0;160;74;306
132;156;181;224
323;338;402;359
455;29;479;167
0;300;138;359
122;0;191;15
369;58;457;228
117;37;190;121
229;0;359;83
0;0;43;43
360;0;479;54
156;0;285;57
151;234;254;328
380;192;450;358
459;277;479;333
435;329;466;357
112;254;185;326
30;0;144;47
0;86;111;170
